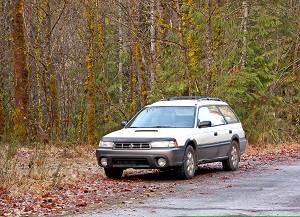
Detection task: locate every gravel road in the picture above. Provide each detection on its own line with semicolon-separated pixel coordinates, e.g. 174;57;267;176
75;160;300;216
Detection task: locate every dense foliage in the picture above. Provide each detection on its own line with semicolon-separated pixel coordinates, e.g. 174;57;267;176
0;0;299;145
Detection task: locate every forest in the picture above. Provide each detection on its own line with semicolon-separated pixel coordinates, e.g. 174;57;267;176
1;0;300;216
1;0;300;148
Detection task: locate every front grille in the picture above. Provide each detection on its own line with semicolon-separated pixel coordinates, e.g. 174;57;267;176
112;158;149;167
114;143;150;149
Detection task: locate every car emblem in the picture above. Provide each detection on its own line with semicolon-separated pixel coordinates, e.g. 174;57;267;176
130;144;133;149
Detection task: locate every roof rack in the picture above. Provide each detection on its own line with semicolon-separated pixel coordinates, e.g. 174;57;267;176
161;96;222;101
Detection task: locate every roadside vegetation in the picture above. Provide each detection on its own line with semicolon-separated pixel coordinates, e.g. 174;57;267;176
1;144;299;216
0;0;300;215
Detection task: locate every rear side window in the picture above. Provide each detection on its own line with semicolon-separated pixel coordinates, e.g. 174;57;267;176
219;106;239;124
198;106;226;126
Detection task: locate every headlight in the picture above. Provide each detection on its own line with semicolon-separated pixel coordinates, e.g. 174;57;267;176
99;140;114;148
151;140;178;148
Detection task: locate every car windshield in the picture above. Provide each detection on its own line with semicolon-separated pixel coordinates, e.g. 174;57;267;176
127;106;196;128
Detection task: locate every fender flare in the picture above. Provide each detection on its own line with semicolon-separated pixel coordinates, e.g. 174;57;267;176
184;138;198;159
230;134;240;150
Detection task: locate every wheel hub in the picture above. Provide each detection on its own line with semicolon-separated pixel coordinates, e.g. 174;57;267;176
186;151;195;175
231;146;239;168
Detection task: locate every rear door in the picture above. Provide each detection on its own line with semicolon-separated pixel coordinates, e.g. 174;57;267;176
218;105;241;156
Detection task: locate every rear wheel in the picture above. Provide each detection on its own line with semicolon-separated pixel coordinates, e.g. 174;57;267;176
104;168;124;179
176;146;196;179
222;141;240;171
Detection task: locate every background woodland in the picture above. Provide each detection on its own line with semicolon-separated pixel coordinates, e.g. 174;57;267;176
1;0;300;148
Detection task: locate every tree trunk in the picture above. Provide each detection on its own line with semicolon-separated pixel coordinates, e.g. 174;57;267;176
45;0;61;141
149;0;156;92
0;0;6;139
0;67;4;140
292;18;300;81
85;0;96;146
118;3;124;104
11;0;29;143
175;0;191;96
33;3;47;143
205;0;214;95
213;0;223;76
241;1;248;70
291;6;300;124
133;42;148;107
0;94;4;139
131;0;148;108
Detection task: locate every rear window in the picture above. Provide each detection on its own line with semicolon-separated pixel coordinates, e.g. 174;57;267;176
218;105;239;124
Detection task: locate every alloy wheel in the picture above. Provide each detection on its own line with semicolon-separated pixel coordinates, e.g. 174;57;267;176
186;151;195;176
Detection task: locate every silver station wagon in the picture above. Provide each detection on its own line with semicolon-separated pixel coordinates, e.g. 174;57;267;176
96;96;247;179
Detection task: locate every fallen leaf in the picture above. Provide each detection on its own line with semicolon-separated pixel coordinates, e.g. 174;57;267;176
76;201;87;207
24;206;34;212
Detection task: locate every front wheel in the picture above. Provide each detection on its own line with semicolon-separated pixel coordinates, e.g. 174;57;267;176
176;146;196;179
222;141;240;171
104;168;124;179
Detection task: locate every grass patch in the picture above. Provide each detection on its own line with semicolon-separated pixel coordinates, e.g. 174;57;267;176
0;143;97;197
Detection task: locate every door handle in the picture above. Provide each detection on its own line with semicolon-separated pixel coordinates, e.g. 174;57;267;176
214;132;218;136
229;130;232;134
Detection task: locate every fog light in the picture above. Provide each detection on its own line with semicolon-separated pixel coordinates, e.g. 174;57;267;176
100;158;108;167
157;158;167;167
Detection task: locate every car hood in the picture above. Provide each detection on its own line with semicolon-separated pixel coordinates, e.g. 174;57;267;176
102;128;195;146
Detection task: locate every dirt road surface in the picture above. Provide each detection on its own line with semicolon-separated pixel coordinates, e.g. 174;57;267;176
75;160;300;217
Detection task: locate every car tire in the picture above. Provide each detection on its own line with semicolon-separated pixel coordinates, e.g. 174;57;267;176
176;146;196;179
222;140;240;171
104;168;123;179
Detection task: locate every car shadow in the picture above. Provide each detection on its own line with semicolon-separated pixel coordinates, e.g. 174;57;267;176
122;163;225;182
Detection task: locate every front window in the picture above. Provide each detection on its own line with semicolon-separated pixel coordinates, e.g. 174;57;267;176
127;106;196;128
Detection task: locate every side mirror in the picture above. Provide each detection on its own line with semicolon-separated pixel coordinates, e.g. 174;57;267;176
121;121;128;127
197;120;212;128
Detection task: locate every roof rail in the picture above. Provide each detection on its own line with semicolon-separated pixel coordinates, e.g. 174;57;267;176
161;96;222;101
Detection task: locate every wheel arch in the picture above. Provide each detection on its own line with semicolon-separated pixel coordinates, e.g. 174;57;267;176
184;139;198;159
231;134;240;150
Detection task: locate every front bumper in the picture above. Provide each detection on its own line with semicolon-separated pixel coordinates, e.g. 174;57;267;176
96;148;184;169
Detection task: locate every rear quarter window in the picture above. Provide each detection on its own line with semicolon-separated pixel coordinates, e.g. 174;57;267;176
218;105;239;124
